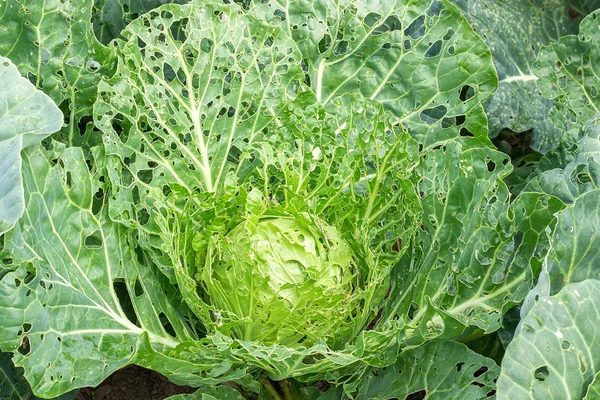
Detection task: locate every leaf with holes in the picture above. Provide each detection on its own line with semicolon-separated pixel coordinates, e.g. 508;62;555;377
159;95;423;381
248;0;498;148
381;140;564;345
0;0;115;147
0;142;249;397
451;0;578;153
534;10;600;146
91;0;190;45
0;351;79;400
0;56;63;235
523;115;600;205
522;189;600;317
353;341;498;400
498;280;600;399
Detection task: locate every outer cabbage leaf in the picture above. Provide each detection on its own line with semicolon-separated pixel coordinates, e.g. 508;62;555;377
349;341;498;400
92;0;190;44
534;10;600;145
452;0;576;153
249;0;498;147
519;117;600;318
0;143;238;397
498;280;600;399
0;351;78;400
522;189;600;318
524;116;600;204
585;371;600;400
383;139;564;345
94;1;307;274
0;0;114;146
569;0;600;14
0;56;62;235
165;386;245;400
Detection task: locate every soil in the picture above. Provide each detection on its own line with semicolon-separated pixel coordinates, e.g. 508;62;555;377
74;365;196;400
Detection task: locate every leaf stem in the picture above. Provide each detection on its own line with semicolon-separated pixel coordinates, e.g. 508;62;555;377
261;378;283;400
280;379;295;400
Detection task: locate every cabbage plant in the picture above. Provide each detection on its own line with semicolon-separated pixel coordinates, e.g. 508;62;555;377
2;0;600;399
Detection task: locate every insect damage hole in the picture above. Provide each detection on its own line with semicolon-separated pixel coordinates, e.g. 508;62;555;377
459;85;475;101
406;389;426;399
534;366;549;381
84;230;103;249
112;279;140;328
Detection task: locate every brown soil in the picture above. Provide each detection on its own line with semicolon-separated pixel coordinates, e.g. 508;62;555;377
75;365;196;400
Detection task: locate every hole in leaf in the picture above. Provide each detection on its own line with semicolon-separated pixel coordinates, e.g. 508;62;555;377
460;127;474;137
24;271;36;285
420;105;447;125
137;169;154;184
334;40;349;55
163;63;176;83
273;9;286;20
406;390;426;400
372;15;402;36
134;279;144;297
364;12;382;27
425;40;443;58
138;208;150;226
459;85;475;101
18;337;30;356
84;230;103;249
534;366;549;381
473;366;488;378
92;188;104;215
159;313;176;338
200;37;214;53
427;0;444;17
113;280;140;327
404;16;425;40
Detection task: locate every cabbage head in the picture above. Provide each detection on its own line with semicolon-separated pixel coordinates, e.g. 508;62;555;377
164;98;422;381
193;204;357;348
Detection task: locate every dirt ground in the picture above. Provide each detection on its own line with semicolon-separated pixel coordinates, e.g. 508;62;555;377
74;365;196;400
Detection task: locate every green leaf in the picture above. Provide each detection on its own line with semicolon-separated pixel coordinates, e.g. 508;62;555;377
584;371;600;400
544;189;600;293
92;0;190;45
534;10;600;144
522;189;600;318
0;143;210;397
93;1;309;275
94;0;306;208
0;56;62;235
497;280;600;399
249;0;498;147
383;140;564;345
0;0;114;146
0;352;79;400
353;341;498;400
523;116;600;204
0;351;42;400
165;385;245;400
569;0;600;14
451;0;576;153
